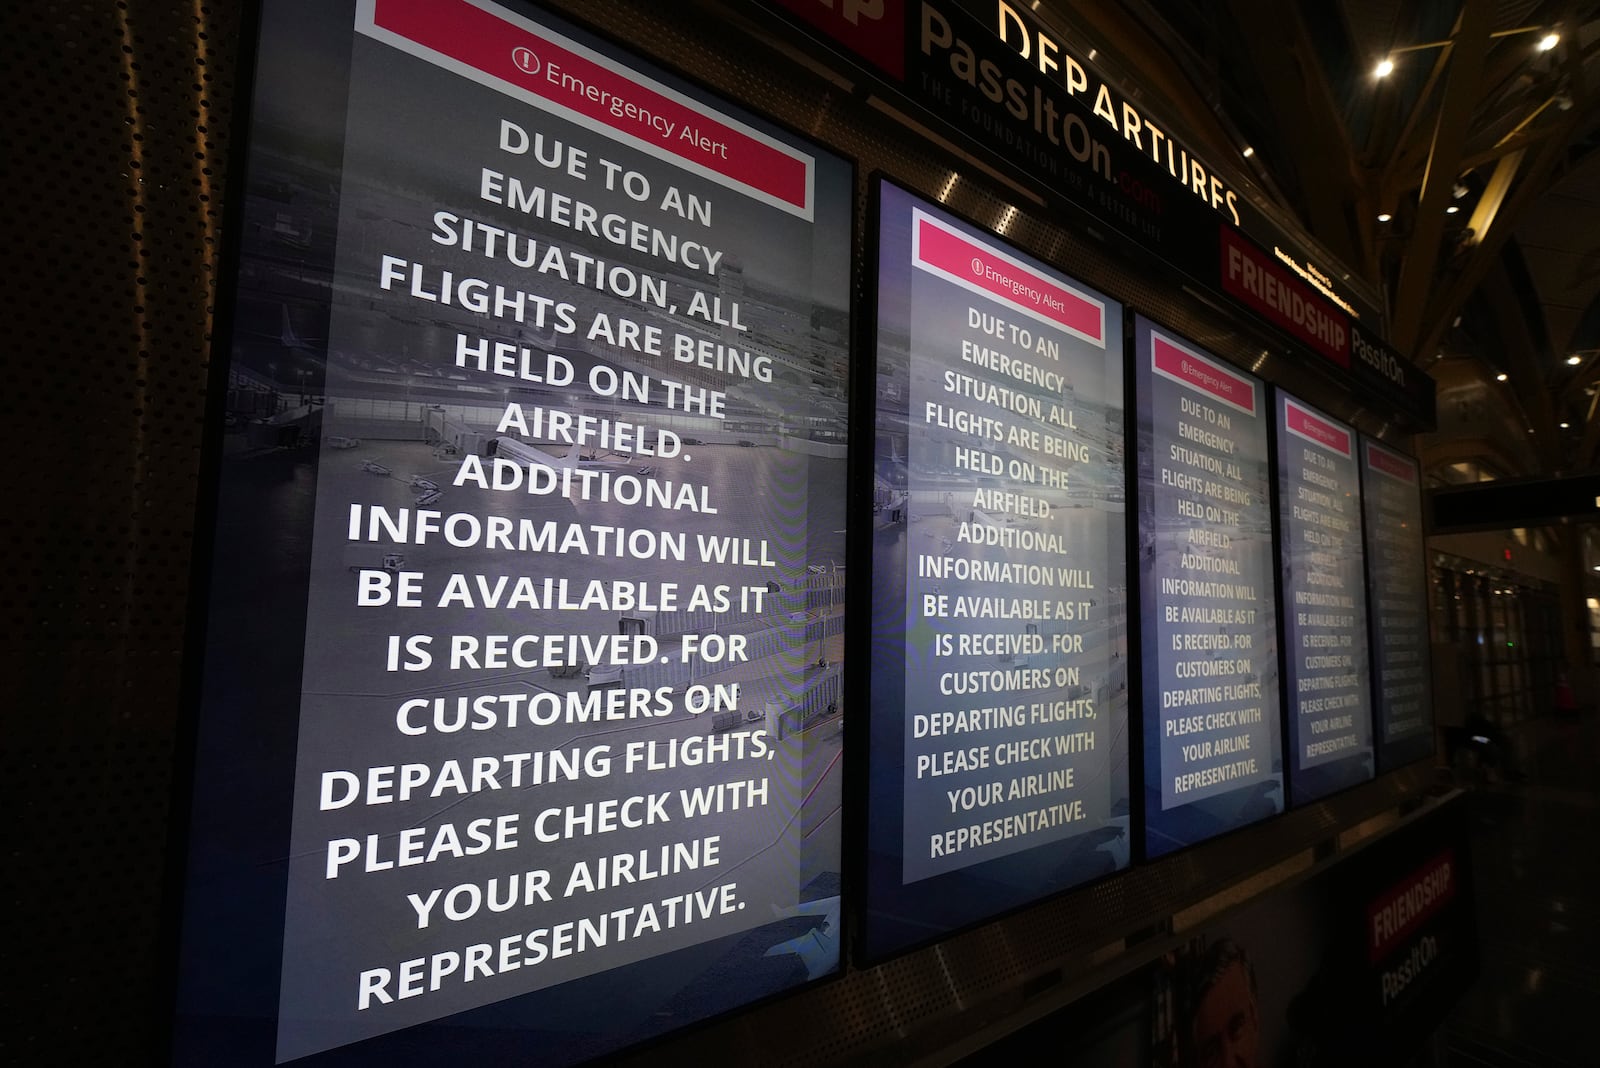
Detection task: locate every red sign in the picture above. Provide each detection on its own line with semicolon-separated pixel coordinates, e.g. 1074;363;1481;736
913;213;1104;343
767;0;906;79
1367;849;1456;961
1221;228;1348;368
1366;442;1417;483
367;0;813;215
1284;399;1352;457
1151;334;1256;415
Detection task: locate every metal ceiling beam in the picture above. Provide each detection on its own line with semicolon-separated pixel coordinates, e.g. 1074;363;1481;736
1380;24;1458;197
1373;2;1570;201
1223;0;1364;268
1487;259;1564;468
1413;103;1595;372
1392;86;1573;191
1401;3;1574;185
1561;13;1588;106
1448;1;1575;164
1462;147;1525;245
1565;8;1600;464
1455;130;1548;172
1392;0;1493;354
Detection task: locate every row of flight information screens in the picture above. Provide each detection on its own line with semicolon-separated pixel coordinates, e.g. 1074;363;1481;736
866;182;1432;957
176;3;1431;1063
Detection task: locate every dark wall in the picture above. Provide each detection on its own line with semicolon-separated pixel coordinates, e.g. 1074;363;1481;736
8;1;242;1060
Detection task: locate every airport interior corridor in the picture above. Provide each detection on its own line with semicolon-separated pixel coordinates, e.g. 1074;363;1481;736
1444;710;1600;1067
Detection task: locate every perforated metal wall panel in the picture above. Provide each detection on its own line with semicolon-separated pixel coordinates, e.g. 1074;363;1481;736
8;0;242;1061
8;1;1432;1063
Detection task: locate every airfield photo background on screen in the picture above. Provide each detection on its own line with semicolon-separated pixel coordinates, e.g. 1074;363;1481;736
1134;318;1283;858
865;180;1129;960
1359;437;1434;772
1275;391;1375;806
175;1;852;1063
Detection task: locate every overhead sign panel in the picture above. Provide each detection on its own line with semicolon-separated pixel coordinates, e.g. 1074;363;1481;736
764;0;1434;426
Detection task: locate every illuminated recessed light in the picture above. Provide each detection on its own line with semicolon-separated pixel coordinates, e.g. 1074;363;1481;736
1568;355;1583;365
1375;57;1395;78
1377;212;1392;222
1242;146;1255;158
1496;373;1508;381
1446;204;1460;214
1539;33;1560;52
1561;421;1571;428
1088;48;1098;61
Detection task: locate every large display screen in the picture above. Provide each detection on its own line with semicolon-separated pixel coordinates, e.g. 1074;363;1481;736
174;1;851;1062
1360;437;1435;771
1275;393;1375;804
865;180;1129;959
1134;320;1283;856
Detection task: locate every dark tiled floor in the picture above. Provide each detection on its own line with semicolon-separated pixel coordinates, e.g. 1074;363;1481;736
1443;712;1600;1067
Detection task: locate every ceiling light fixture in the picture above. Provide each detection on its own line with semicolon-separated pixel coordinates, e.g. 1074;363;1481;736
1241;146;1254;158
1496;373;1508;381
1568;355;1583;366
1446;205;1460;214
1377;212;1392;222
1379;27;1559;79
1561;421;1571;428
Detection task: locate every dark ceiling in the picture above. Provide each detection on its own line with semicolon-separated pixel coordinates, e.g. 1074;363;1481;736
1056;0;1600;477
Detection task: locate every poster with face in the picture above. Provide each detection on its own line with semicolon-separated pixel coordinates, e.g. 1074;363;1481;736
1149;799;1474;1068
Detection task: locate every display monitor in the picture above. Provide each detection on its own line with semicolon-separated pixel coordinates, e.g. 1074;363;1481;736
1134;319;1283;856
1359;437;1435;771
173;1;852;1062
1274;392;1375;804
863;180;1130;960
